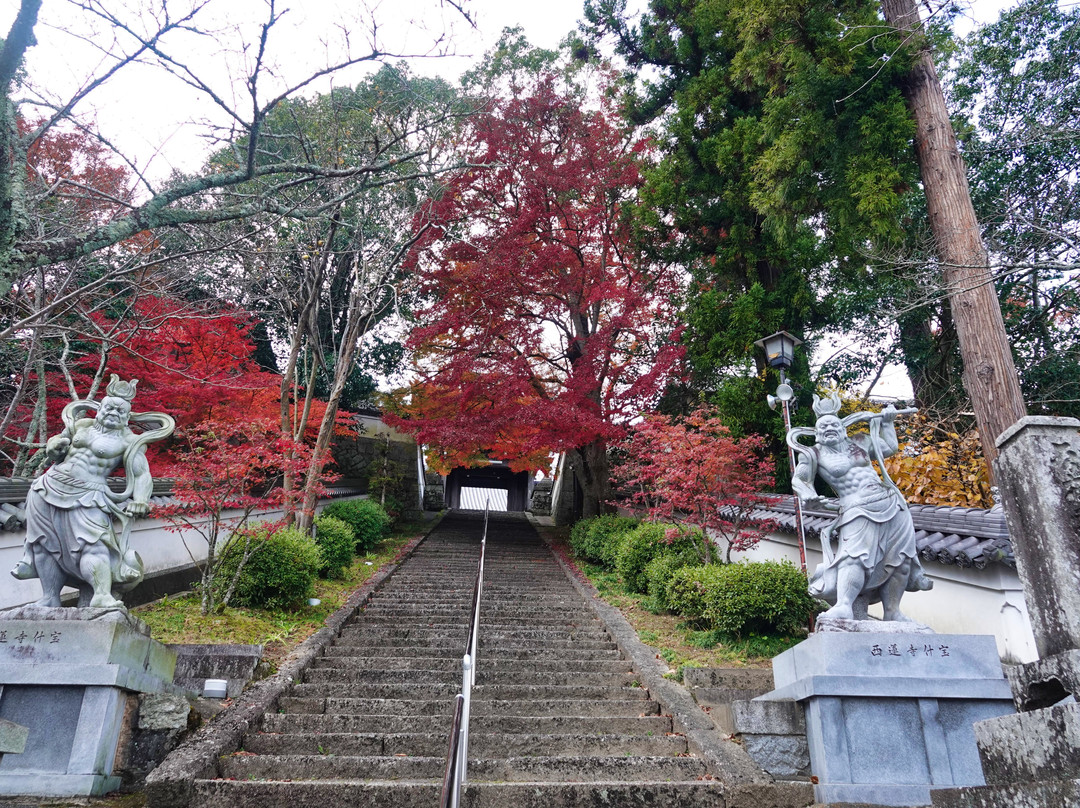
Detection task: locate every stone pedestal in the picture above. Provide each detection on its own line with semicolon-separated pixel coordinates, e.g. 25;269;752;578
0;606;178;797
757;632;1014;806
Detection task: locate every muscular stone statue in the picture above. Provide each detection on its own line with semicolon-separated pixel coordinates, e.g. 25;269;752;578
788;389;932;624
11;375;174;609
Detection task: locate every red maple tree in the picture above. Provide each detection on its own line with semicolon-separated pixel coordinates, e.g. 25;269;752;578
611;406;778;563
387;72;684;515
58;296;348;478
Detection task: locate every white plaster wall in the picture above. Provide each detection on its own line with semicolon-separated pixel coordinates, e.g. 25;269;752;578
733;531;1039;664
0;495;368;610
355;413;414;444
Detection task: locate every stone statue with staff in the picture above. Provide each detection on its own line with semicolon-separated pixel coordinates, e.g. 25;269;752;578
787;388;933;626
11;375;175;610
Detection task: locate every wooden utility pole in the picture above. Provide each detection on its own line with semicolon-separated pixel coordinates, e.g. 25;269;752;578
880;0;1026;464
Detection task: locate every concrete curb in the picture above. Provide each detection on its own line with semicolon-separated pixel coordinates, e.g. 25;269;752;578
144;517;443;808
529;514;805;798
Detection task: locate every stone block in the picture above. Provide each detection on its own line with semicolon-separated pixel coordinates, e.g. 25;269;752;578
733;699;805;735
0;719;27;754
741;734;810;779
972;700;1080;785
683;666;774;692
931;778;1080;808
139;694;192;732
993;416;1080;659
1004;648;1080;711
171;644;262;698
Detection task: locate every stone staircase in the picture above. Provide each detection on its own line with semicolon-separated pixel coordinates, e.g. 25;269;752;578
190;511;730;807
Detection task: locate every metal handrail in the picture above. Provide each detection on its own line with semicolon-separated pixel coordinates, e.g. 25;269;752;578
440;500;490;808
438;695;465;806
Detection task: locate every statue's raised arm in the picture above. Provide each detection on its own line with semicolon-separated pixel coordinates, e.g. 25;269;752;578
12;375;175;610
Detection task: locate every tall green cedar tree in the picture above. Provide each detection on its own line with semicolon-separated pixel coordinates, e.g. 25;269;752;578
949;0;1080;419
580;0;922;437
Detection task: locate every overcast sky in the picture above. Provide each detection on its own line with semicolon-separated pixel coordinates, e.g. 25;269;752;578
1;0;1022;399
1;0;1015;184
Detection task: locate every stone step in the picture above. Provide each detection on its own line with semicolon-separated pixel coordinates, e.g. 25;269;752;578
359;609;601;625
332;635;618;651
242;731;689;757
319;644;622;660
277;695;659;717
301;667;635;687
309;656;632;674
261;712;674;736
217;753;709;783
285;682;652;702
288;681;651;702
193;778;731;808
337;627;613;643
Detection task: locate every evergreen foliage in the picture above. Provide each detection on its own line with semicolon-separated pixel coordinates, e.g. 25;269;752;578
322;498;392;553
580;0;920;434
313;514;356;579
569;514;641;568
218;525;323;611
664;560;817;635
703;560;818;637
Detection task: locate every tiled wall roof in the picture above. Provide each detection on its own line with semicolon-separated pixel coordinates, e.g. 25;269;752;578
754;495;1013;569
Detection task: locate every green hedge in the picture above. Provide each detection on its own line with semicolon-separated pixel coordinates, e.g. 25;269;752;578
703;560;817;637
644;547;701;611
665;564;721;622
615;523;668;593
313;514;355;578
321;498;391;553
219;524;322;611
665;560;816;636
569;515;639;568
616;523;707;595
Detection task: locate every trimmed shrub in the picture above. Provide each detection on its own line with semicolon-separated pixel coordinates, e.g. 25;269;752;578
568;517;595;560
616;523;705;594
615;522;670;593
591;515;641;568
219;524;322;611
665;564;723;623
322;498;392;553
703;561;816;637
644;547;701;611
313;514;355;579
569;515;639;568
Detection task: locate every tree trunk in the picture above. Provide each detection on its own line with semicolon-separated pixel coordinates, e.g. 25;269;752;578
881;0;1026;464
573;441;615;519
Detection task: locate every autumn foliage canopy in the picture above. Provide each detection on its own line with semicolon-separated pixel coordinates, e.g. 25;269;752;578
387;72;684;501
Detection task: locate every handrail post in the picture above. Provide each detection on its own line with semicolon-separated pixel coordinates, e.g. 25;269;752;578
458;655;473;792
